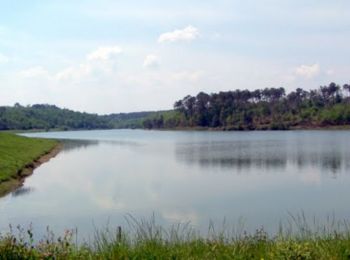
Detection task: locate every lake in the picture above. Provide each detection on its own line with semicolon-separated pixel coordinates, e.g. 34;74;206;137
1;129;350;240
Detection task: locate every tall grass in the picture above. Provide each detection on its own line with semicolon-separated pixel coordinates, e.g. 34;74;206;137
1;214;350;259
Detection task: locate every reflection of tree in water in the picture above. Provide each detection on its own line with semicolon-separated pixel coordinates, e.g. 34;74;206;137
322;155;342;177
175;140;350;177
11;186;34;197
60;139;140;153
61;139;99;153
293;150;349;178
198;157;286;170
175;140;288;171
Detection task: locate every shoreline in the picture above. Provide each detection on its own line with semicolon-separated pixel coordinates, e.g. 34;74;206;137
0;143;62;198
3;123;350;133
144;124;350;132
4;124;350;134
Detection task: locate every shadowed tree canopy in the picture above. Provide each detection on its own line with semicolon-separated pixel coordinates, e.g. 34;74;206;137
143;83;350;130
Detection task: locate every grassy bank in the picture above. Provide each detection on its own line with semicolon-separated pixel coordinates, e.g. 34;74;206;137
0;132;58;196
1;215;350;259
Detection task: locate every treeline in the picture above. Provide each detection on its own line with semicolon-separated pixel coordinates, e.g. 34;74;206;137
103;111;155;129
143;83;350;130
2;82;350;131
0;104;154;131
0;104;112;130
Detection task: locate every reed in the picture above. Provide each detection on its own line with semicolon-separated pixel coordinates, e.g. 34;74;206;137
1;214;350;259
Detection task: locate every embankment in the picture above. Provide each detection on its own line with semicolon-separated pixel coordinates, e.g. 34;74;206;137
0;133;60;197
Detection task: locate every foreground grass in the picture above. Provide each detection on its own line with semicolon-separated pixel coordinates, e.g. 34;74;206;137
0;132;57;188
2;215;350;259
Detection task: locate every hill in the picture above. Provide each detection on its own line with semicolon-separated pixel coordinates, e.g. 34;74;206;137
0;104;157;131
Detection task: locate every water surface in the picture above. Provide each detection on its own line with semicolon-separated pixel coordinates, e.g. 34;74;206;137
1;130;350;240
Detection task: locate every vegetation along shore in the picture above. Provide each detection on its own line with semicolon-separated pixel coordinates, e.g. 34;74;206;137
0;132;60;197
1;82;350;131
1;215;350;259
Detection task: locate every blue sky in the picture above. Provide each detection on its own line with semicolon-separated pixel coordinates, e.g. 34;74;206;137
1;0;350;113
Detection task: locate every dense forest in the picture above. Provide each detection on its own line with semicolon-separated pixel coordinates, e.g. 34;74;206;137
1;82;350;131
0;104;155;131
103;111;156;129
143;82;350;130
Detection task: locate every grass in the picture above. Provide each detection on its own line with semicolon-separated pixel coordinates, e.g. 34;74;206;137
0;132;58;190
1;214;350;259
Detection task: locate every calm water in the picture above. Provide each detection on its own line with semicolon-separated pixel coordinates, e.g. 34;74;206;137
1;130;350;240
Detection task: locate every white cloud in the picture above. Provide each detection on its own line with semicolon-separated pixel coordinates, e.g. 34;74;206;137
170;70;203;82
0;53;9;63
295;64;320;79
158;25;199;43
326;69;335;76
55;63;92;81
56;46;122;81
16;46;122;83
87;46;122;61
19;66;49;78
143;54;160;68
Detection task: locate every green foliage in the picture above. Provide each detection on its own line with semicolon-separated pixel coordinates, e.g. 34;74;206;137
144;82;350;130
0;133;57;183
142;110;183;129
103;111;156;129
0;104;113;131
0;104;161;131
2;216;350;259
319;104;350;125
1;82;350;131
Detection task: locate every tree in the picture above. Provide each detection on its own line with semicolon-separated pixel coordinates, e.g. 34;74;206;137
343;84;350;97
165;82;350;130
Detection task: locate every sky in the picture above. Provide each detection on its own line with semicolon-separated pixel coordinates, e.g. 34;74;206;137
0;0;350;114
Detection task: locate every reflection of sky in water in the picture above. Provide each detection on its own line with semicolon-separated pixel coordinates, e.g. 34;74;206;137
1;130;350;241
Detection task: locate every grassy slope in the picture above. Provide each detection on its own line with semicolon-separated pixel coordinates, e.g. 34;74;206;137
0;132;57;183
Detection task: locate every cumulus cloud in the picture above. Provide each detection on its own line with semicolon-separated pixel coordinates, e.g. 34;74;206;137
158;25;199;43
56;46;122;81
0;53;9;63
55;63;93;81
295;64;320;79
16;46;123;83
143;54;160;68
19;66;49;78
87;46;122;61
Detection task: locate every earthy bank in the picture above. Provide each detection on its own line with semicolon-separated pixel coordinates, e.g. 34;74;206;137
0;132;60;197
